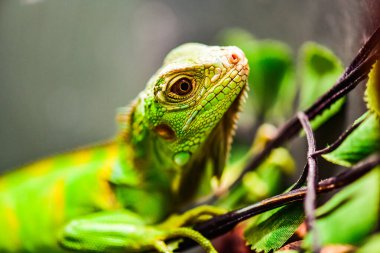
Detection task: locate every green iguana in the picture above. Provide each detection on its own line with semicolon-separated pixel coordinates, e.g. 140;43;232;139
0;43;249;252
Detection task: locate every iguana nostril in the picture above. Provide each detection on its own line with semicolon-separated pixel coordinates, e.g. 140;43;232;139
154;124;176;141
229;53;240;64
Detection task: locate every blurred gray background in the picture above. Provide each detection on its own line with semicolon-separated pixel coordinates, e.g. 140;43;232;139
0;0;373;172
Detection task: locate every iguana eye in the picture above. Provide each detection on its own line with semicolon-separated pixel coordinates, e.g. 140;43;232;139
170;78;193;96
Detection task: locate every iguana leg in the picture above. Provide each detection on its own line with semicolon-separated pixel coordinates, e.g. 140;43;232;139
153;241;172;253
165;227;217;253
159;205;226;228
59;210;218;253
152;228;217;253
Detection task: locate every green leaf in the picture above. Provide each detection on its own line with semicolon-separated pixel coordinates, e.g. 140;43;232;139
218;28;296;123
248;41;295;122
305;167;380;247
356;233;380;253
217;27;256;47
244;203;304;253
365;61;380;117
298;42;345;130
322;113;380;166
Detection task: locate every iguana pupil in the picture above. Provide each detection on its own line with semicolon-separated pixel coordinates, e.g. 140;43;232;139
180;82;189;92
171;78;193;95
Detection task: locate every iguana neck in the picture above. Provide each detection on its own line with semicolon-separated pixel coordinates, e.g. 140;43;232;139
116;88;243;208
117;96;181;196
117;96;211;208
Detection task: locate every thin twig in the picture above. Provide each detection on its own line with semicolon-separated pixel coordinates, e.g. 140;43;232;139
177;154;380;250
312;113;368;157
290;163;308;190
297;112;320;253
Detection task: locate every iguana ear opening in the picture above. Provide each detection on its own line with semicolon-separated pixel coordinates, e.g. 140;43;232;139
153;124;176;141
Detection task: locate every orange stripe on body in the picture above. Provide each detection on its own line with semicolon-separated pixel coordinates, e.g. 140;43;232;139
96;166;120;210
50;179;65;226
4;206;21;250
95;145;121;210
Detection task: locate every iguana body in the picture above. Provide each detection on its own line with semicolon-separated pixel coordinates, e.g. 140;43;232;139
0;43;249;252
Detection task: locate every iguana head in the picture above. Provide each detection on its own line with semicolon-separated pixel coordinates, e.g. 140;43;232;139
120;43;249;198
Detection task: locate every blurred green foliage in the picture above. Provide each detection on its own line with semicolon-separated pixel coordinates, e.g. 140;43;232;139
216;28;380;253
219;28;296;124
356;233;380;253
219;28;345;129
298;42;345;130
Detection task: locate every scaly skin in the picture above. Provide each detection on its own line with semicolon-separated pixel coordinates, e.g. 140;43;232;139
0;43;249;252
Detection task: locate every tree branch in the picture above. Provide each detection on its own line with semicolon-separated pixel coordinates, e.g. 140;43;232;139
297;112;320;253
